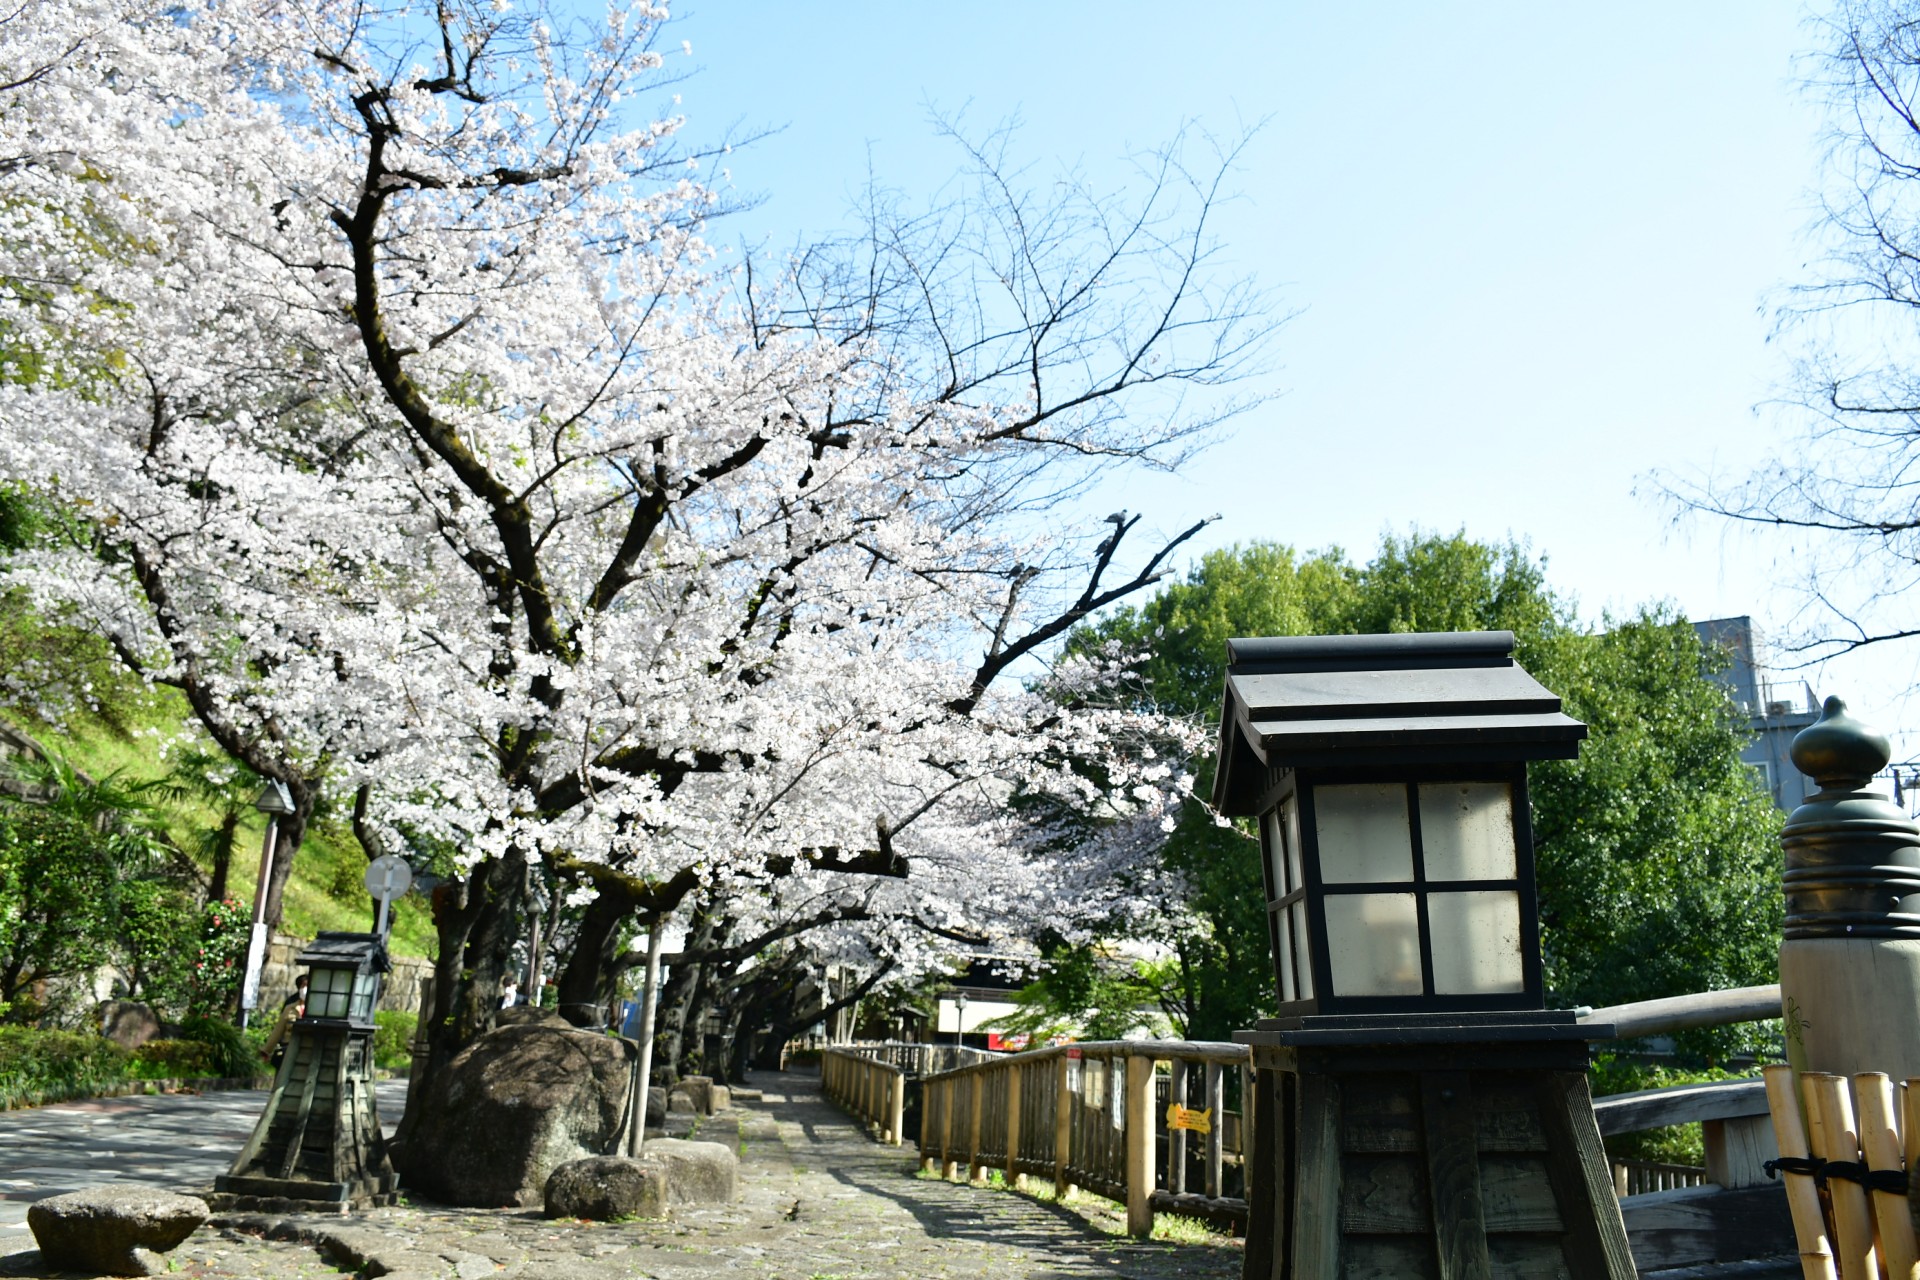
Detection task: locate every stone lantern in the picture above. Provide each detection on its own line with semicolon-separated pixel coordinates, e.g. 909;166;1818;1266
215;933;398;1210
1214;631;1634;1279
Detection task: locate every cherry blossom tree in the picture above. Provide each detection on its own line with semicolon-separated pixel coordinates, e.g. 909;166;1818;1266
0;0;1272;1097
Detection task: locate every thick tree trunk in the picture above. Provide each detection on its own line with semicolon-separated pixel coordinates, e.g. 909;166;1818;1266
205;810;240;906
554;887;634;1028
394;846;527;1150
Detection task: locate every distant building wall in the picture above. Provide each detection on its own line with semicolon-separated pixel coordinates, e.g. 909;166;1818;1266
1695;615;1820;811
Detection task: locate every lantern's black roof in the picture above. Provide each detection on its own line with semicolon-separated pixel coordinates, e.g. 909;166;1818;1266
296;931;392;973
1212;631;1586;815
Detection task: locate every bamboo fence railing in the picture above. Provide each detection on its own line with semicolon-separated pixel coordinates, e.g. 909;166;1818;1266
1761;1064;1920;1280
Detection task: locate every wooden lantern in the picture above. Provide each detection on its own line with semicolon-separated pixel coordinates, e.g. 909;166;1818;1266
215;932;398;1210
1215;632;1634;1279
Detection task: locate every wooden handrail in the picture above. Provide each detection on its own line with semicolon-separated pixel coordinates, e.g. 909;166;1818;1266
1579;985;1780;1040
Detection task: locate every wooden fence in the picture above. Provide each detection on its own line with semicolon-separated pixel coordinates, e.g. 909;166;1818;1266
821;1047;909;1144
915;1039;1251;1238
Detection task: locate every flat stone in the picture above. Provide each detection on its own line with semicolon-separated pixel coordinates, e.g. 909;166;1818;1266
710;1084;732;1111
543;1156;666;1221
27;1186;209;1277
665;1089;697;1114
644;1139;737;1205
675;1077;714;1115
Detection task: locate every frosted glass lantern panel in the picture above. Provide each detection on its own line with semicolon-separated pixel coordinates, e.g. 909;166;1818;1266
1418;783;1518;882
1427;890;1525;994
1282;799;1304;894
1276;907;1295;1002
1313;784;1413;883
1264;810;1290;897
1323;893;1423;996
1289;901;1314;999
350;972;378;1021
308;968;351;1018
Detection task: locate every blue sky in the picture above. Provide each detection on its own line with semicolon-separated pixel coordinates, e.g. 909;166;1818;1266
656;3;1920;747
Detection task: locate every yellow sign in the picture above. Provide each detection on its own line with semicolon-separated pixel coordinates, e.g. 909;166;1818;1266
1165;1103;1212;1134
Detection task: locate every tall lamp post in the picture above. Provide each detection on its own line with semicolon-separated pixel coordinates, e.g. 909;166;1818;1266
238;779;295;1029
1214;631;1633;1279
952;991;969;1049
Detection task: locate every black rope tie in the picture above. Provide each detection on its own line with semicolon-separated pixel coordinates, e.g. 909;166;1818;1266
1765;1155;1910;1195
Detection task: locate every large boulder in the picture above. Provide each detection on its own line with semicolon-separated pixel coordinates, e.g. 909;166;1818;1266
397;1022;640;1207
543;1155;666;1221
646;1138;738;1205
99;1001;161;1051
27;1186;208;1277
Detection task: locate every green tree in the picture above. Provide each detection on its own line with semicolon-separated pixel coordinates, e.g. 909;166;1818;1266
1025;532;1781;1050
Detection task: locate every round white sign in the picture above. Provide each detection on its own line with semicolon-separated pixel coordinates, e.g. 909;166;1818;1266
364;853;414;903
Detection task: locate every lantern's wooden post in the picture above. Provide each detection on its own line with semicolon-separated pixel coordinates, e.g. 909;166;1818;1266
1053;1054;1073;1196
1005;1061;1023;1185
1124;1054;1155;1238
889;1070;905;1146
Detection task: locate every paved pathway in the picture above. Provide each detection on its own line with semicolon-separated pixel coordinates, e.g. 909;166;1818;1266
0;1073;1240;1279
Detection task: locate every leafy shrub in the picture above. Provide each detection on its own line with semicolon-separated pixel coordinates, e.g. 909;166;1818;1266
373;1011;417;1071
0;1026;129;1107
129;1038;218;1079
187;899;251;1019
178;1015;259;1079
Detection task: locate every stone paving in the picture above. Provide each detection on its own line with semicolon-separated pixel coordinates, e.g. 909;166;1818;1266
0;1073;1241;1279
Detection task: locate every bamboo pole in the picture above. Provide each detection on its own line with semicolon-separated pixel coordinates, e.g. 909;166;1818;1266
1762;1065;1838;1280
1804;1071;1877;1280
889;1070;905;1147
1852;1072;1918;1279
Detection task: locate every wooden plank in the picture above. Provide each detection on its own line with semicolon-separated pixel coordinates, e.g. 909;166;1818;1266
1485;1237;1574;1280
1205;1062;1225;1199
1124;1054;1155;1238
1292;1072;1343;1277
1534;1070;1636;1280
1590;1077;1768;1136
1343;1075;1420;1153
1241;1068;1278;1280
1338;1236;1438;1279
1053;1056;1072;1195
1701;1114;1776;1191
1617;1184;1800;1273
1005;1063;1023;1181
1421;1072;1492;1279
277;1031;328;1180
1478;1155;1563;1232
1340;1154;1429;1233
1473;1079;1548;1153
1169;1059;1188;1194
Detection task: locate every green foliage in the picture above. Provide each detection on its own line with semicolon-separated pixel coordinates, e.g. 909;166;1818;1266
1529;617;1784;1050
1049;532;1781;1054
0;797;124;1019
995;940;1174;1042
373;1010;418;1071
0;1026;130;1108
129;1038;218;1079
177;1014;259;1078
